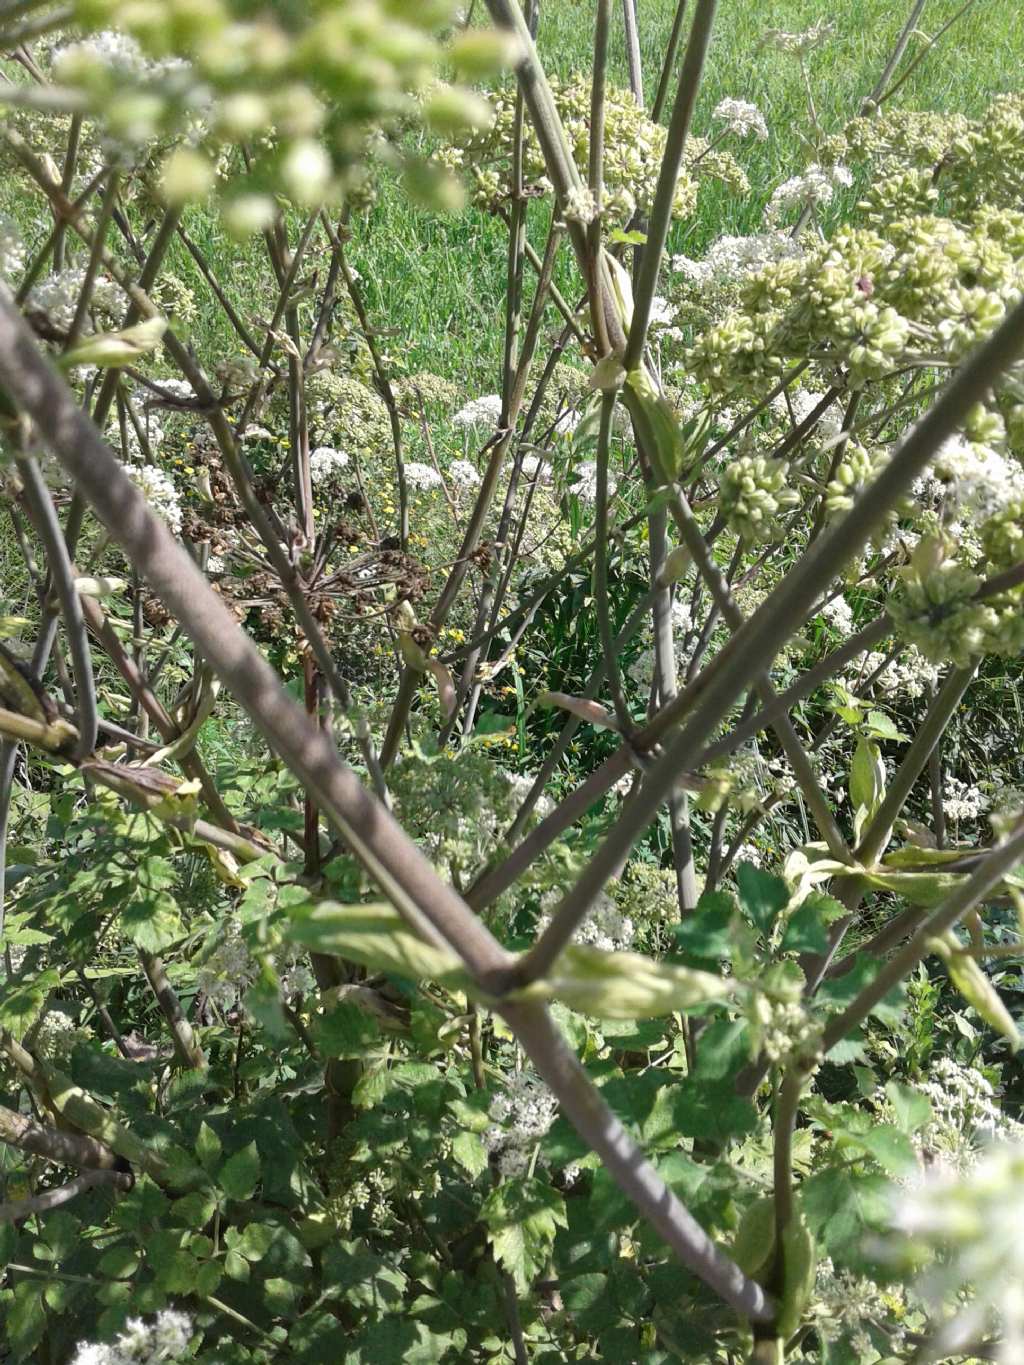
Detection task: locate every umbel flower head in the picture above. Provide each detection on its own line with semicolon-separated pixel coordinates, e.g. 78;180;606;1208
719;453;800;543
885;1139;1024;1363
49;0;501;221
70;1310;192;1365
442;74;749;226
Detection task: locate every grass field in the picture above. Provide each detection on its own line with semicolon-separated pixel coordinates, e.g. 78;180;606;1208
347;0;1024;386
5;2;1022;394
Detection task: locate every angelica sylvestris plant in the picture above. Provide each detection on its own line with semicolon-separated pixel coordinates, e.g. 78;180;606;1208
0;0;1023;1360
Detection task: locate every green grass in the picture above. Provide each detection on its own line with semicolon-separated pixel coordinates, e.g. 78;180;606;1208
341;0;1024;387
4;1;1022;393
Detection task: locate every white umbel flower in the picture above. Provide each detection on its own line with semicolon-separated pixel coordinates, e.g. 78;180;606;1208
309;445;350;484
671;230;804;289
766;164;853;222
449;458;481;489
70;1310;193;1365
404;461;444;491
712;97;768;141
453;394;503;429
0;216;25;279
126;465;182;536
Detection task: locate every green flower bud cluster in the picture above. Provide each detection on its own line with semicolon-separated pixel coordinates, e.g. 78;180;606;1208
941;94;1024;218
392;372;460;416
840;96;1024;224
841;108;970;176
842;302;911;385
1006;403;1024;455
746;994;823;1068
981;501;1024;569
824;442;890;519
720;453;800;543
441;75;748;227
888;541;1024;666
857;167;940;227
306;371;391;453
687;200;1024;399
57;0;500;223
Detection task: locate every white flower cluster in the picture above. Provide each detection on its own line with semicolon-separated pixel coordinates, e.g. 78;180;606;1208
733;842;763;868
196;928;256;1009
858;646;941;700
761;21;835;56
769;387;842;438
569;459;618;505
913;1055;1015;1166
449;458;481;490
484;1070;559;1178
810;1258;905;1358
29;267;122;332
712;98;768;141
453;394;503;429
34;1008;86;1061
536;889;635;953
817;593;854;635
277;947;316;1003
147;378;195;407
942;776;989;823
562;185;598;225
671;230;804;290
503;770;554;819
0;216;25;279
766;163;853;222
70;1311;192;1365
521;453;552;483
930;435;1024;524
404;461;444;492
309;445;350;485
53;30;147;75
126;465;182;536
647;295;678;331
889;1138;1024;1364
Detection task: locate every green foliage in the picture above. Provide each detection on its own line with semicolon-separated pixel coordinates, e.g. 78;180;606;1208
0;1;1023;1362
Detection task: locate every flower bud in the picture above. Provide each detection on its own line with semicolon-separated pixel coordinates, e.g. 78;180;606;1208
222;193;278;239
159;146;216;204
423;86;494;137
449;30;522;78
280;139;333;206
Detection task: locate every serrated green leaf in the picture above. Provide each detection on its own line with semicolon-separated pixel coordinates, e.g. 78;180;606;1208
0;970;59;1036
781;894;844;955
121;892;183;953
219;1141;260;1201
451;1129;488;1178
195;1121;222;1174
885;1081;932;1134
864;710;908;743
736;863;790;938
857;1124;917;1176
673;891;740;962
98;1245;140;1279
481;1177;567;1293
238;1223;275;1261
